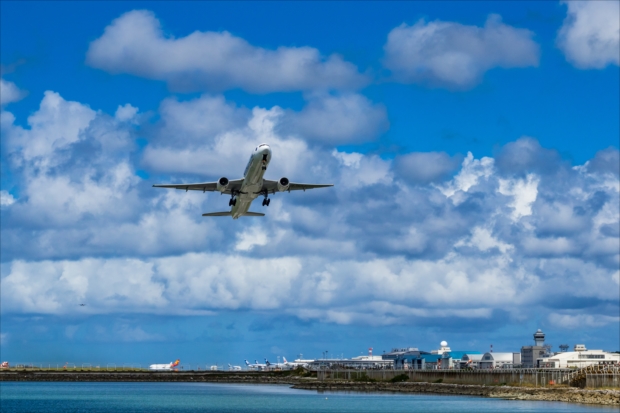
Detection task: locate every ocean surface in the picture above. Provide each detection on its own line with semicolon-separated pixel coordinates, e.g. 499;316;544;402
0;382;615;413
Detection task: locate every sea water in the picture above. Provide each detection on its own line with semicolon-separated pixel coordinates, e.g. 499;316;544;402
0;382;615;413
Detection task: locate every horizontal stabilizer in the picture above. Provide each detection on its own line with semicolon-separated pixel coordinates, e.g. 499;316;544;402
201;211;265;217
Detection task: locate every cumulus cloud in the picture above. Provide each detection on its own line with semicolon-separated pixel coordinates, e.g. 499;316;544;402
1;78;26;105
0;79;26;105
1;90;618;333
280;93;389;145
86;10;367;93
394;151;462;184
0;190;16;207
586;147;620;177
557;1;620;69
548;313;620;329
114;103;139;122
383;14;539;89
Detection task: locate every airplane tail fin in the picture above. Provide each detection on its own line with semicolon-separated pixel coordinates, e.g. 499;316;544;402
172;359;180;367
283;357;288;363
245;360;250;365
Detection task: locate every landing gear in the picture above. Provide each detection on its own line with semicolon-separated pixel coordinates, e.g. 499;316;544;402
262;197;270;207
229;197;237;207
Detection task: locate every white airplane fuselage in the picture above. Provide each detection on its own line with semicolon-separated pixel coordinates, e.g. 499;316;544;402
231;144;272;219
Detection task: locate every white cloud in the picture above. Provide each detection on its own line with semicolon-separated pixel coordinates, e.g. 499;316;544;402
548;313;620;329
235;227;269;251
5;91;96;170
114;103;139;122
281;93;388;145
86;10;367;93
498;173;539;221
456;226;513;254
395;151;462;184
333;150;392;189
383;14;539;89
0;333;8;345
557;1;620;69
439;152;494;199
0;190;16;207
1;78;25;105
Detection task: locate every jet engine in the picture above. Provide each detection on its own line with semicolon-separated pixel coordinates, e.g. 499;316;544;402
217;177;229;192
277;177;290;192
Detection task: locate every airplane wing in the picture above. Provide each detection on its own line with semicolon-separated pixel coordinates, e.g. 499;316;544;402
261;180;333;194
153;179;244;195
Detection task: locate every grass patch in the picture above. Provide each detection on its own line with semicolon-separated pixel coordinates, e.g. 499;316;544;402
390;374;410;383
352;373;377;383
433;379;443;383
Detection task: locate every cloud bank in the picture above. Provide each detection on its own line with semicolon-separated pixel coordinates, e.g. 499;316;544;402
2;89;618;332
86;10;368;93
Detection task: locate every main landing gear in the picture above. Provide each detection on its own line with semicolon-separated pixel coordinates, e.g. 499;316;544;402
261;190;271;206
229;194;237;207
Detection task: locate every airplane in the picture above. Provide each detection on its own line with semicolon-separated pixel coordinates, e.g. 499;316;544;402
149;359;180;371
283;357;309;368
244;359;266;370
228;363;242;371
265;358;287;369
153;143;333;219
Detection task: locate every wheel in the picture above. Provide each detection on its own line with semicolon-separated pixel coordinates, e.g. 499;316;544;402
228;199;233;206
262;199;266;206
266;199;271;206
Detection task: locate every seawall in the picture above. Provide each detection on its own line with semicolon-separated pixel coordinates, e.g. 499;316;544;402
294;381;620;406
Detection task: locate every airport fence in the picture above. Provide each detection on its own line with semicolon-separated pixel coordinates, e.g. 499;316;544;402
316;368;620;388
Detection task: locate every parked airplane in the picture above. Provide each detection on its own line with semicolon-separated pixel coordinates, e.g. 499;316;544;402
244;359;266;370
228;363;242;371
153;144;333;219
149;359;180;371
283;357;309;368
265;358;287;369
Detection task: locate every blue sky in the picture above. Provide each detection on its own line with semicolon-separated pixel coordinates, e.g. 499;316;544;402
1;1;618;367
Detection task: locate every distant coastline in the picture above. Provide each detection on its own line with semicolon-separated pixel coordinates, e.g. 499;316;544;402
1;371;618;406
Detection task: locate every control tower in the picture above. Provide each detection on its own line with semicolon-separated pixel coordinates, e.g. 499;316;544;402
521;329;547;368
534;329;545;346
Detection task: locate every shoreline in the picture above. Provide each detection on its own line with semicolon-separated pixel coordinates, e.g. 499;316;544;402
1;371;618;406
292;380;620;406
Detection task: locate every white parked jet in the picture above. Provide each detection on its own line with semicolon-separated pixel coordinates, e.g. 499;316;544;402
265;358;287;369
283;357;309;368
244;359;266;370
153;144;333;219
149;359;180;371
228;363;242;371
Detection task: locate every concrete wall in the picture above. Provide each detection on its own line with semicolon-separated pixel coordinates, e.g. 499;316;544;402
318;369;584;387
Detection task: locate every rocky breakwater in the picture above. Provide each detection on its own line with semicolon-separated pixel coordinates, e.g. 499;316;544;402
292;381;620;406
